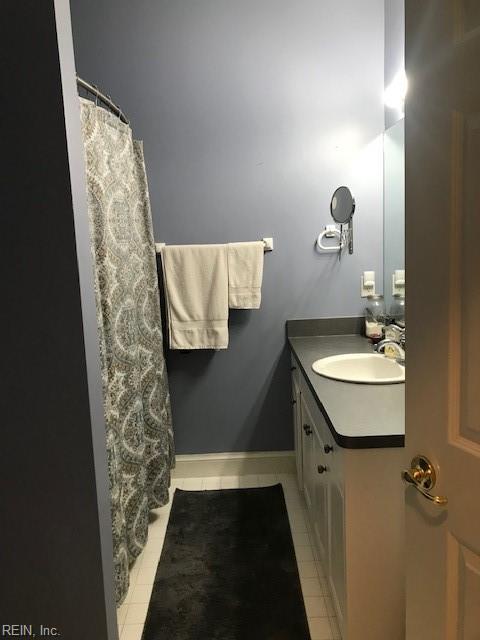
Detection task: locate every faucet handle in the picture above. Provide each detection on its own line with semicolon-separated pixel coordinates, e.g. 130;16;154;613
385;323;404;343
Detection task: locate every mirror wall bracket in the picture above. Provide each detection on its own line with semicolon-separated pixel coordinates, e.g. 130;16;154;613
316;225;346;253
316;186;356;256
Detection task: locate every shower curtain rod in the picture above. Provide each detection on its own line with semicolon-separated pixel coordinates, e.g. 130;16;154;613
76;75;129;125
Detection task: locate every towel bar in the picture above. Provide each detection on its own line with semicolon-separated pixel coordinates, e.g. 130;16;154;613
155;238;273;254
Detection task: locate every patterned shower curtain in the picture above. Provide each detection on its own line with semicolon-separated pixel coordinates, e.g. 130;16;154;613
80;98;174;605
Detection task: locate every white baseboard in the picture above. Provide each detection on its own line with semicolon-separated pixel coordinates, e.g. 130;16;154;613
172;450;295;478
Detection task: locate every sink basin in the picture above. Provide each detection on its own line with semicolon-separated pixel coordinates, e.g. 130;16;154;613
312;353;405;384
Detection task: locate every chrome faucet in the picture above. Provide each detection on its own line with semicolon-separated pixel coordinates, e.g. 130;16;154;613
375;340;405;364
374;325;405;365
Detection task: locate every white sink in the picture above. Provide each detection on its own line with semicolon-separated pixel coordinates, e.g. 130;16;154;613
312;353;405;384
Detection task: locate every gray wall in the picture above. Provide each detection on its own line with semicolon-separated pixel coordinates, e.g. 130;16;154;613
0;1;117;636
385;0;405;129
71;0;385;454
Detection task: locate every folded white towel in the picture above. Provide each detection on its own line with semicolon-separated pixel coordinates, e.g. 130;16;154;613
162;244;229;350
227;241;264;309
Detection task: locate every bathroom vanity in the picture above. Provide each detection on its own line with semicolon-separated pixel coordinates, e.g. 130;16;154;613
288;319;405;640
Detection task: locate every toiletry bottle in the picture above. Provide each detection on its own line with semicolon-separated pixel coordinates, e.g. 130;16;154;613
365;295;386;342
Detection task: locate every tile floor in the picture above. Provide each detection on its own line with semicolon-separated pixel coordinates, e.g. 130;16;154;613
117;474;341;640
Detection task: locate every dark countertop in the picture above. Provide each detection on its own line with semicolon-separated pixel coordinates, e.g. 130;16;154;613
289;334;405;449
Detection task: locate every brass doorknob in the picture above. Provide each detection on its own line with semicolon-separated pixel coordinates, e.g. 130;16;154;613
402;455;448;506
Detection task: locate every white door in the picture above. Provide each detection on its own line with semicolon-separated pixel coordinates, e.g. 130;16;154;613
405;2;480;637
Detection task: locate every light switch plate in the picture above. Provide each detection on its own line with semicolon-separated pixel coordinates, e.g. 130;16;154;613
361;271;376;297
392;269;405;296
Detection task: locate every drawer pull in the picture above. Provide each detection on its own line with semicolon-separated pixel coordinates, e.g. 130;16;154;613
303;424;312;435
317;465;328;474
324;444;333;454
290;366;297;372
291;399;297;406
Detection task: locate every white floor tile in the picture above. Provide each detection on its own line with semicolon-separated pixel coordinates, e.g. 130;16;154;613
293;532;310;547
117;602;128;626
121;624;144;640
128;563;140;586
286;497;308;513
301;576;322;597
129;583;153;604
319;577;329;595
183;477;204;490
282;482;302;497
295;545;315;562
277;472;297;485
255;473;278;486
124;602;149;625
220;476;241;489
238;475;259;488
202;476;221;490
329;617;341;639
324;596;335;617
316;561;327;579
136;564;157;585
304;596;328;618
149;511;169;529
122;586;132;605
290;517;308;533
146;533;166;551
286;501;307;516
287;502;307;516
297;561;318;578
285;496;304;513
308;617;334;640
141;551;161;568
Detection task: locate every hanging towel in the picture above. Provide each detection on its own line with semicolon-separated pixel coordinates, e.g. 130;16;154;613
162;244;229;349
227;241;264;309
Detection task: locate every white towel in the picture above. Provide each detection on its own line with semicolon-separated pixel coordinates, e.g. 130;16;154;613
228;241;264;309
162;244;229;350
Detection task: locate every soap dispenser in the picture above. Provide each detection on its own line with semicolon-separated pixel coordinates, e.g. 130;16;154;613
365;295;386;342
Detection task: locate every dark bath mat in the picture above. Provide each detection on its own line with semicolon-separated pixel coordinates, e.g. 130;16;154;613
141;484;311;640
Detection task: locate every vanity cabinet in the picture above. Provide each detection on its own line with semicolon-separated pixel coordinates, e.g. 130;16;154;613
291;356;404;640
301;395;331;571
291;361;303;490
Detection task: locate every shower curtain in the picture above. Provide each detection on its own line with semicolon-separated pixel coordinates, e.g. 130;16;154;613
80;98;174;604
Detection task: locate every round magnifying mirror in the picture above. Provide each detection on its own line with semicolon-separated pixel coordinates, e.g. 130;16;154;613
330;186;355;224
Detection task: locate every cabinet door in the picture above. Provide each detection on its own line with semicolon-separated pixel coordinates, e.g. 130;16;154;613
301;396;315;513
292;375;303;490
312;424;329;571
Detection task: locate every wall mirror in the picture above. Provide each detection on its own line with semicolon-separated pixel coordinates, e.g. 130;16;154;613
383;118;405;323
